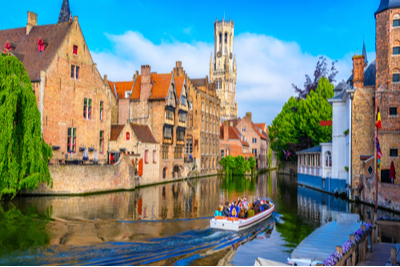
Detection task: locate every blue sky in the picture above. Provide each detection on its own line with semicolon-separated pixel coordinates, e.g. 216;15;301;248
1;0;381;125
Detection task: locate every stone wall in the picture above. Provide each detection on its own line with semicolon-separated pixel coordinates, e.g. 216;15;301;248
359;174;400;211
23;156;136;195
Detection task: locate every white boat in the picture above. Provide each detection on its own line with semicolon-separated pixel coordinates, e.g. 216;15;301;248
210;204;274;231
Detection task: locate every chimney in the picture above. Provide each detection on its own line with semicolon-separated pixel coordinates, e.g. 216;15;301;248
352;55;365;89
224;121;229;141
174;61;183;76
26;11;37;35
246;112;252;121
103;74;107;84
140;65;152;101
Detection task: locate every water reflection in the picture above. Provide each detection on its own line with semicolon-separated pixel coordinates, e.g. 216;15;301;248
1;172;399;266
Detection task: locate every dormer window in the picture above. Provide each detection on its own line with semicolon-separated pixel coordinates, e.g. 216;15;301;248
181;95;187;106
73;45;78;55
38;38;45;53
5;41;15;52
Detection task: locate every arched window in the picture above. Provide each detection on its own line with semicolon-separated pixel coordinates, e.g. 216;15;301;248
325;151;332;167
219;33;222;44
163;168;167;179
225;32;228;43
219;78;222;89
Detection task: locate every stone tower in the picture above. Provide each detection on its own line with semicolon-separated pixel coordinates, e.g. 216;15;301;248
209;18;238;120
58;0;71;23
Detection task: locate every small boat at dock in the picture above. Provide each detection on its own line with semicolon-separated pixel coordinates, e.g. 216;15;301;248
210;204;274;231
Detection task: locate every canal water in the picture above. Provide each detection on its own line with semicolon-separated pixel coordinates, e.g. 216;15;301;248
0;172;398;265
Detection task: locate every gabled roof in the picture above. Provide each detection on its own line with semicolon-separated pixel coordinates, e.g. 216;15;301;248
252;122;267;140
297;145;322;154
175;76;185;98
262;131;269;141
255;123;266;131
0;22;72;80
231;127;249;146
110;124;157;144
130;73;173;100
149;73;173;100
108;81;134;99
110;125;125;141
130;123;157;144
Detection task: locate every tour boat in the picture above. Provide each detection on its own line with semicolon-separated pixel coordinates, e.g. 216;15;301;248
210;204;274;231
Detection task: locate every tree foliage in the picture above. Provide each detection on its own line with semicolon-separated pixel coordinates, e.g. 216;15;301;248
269;77;334;161
0;53;52;199
219;155;251;178
248;156;256;175
293;57;338;99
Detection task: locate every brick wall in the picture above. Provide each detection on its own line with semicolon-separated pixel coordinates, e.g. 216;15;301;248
41;17;112;164
23;156;136;195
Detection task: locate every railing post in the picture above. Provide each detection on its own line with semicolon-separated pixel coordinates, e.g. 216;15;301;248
350;234;356;266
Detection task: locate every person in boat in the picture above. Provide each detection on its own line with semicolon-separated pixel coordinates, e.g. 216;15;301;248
214;205;223;217
255;197;261;206
238;208;245;219
242;198;248;210
223;202;230;217
253;203;261;214
230;202;238;218
262;200;269;210
247;204;255;218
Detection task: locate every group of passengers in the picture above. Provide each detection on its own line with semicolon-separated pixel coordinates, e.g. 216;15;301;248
214;197;271;219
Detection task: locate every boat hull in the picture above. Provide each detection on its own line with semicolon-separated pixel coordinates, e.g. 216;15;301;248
210;205;274;231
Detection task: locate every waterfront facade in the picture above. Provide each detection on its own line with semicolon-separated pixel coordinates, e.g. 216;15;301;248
187;77;221;173
0;7;113;164
209;19;238;120
219;121;253;159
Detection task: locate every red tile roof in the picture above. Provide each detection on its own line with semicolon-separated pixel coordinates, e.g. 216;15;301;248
110;125;125;141
108;81;134;99
149;73;173;100
252;122;267;140
130;123;157;143
175;76;185;98
0;22;72;81
255;123;266;131
130;73;173;100
231;127;250;146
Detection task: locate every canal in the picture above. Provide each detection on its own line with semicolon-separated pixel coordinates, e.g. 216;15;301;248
0;172;398;265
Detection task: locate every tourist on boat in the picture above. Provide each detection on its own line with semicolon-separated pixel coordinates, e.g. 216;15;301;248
238;208;245;219
253;203;261;214
223;202;230;217
230;203;238;218
247;205;255;218
214;205;223;217
242;198;248;210
262;200;269;210
255;197;261;206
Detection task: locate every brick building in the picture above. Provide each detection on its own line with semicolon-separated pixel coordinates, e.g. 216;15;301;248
220;121;253;159
109;122;160;183
0;3;113;164
110;62;189;179
187;76;221;173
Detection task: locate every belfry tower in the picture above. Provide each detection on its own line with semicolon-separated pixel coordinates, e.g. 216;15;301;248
209;18;238;120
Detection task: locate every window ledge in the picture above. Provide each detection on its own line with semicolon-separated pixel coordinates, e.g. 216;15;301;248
390;156;399;159
389;115;399;118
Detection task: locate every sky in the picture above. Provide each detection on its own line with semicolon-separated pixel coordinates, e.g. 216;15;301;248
0;0;381;125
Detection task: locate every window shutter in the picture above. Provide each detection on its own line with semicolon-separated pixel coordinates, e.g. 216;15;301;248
139;158;143;176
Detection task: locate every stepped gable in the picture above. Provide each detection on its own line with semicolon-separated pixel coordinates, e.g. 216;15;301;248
0;22;72;80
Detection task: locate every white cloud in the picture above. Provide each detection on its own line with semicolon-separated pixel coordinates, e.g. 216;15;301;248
92;31;356;125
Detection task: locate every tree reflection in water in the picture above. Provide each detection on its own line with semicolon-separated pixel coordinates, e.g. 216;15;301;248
0;204;52;258
219;175;256;194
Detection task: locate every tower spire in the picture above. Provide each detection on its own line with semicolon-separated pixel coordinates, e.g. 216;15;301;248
362;36;368;65
58;0;71;23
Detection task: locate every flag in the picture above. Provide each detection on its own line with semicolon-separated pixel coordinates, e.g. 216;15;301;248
283;149;291;161
376;107;382;129
375;132;382;159
378;159;381;172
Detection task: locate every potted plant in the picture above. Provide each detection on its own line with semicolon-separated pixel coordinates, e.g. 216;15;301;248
344;129;349;136
344;166;349;172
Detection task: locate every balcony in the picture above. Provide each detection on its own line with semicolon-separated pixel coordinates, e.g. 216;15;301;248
298;165;321;177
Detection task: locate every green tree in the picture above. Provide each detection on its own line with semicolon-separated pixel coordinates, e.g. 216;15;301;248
0;54;52;199
267;147;272;169
248;156;256;176
234;156;249;176
269;77;334;161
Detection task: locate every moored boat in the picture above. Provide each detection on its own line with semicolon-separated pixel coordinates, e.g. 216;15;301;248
210;204;274;231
